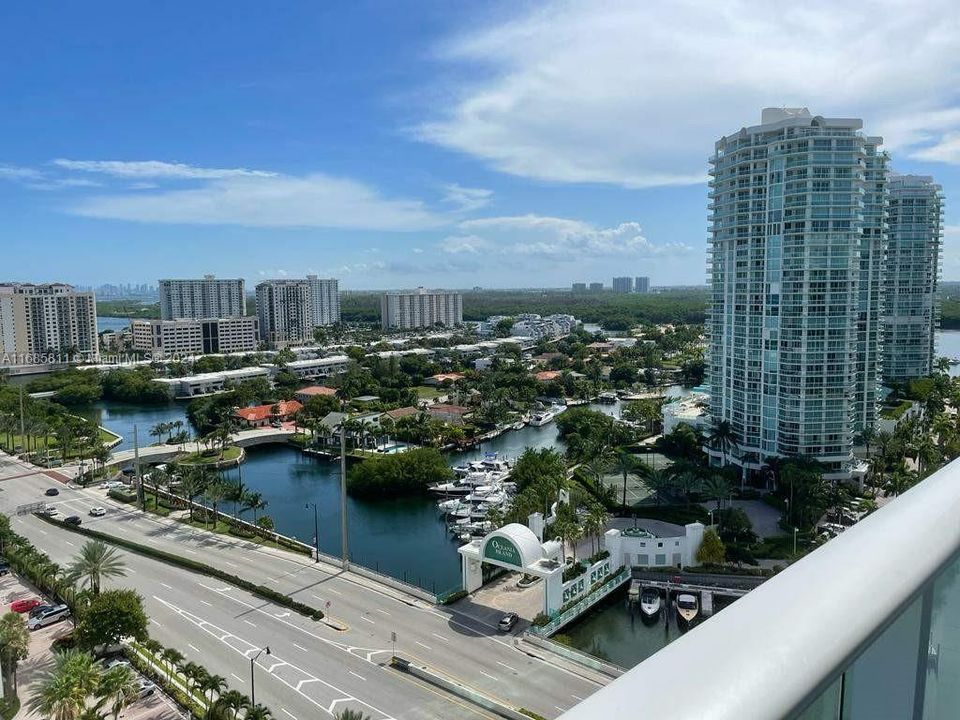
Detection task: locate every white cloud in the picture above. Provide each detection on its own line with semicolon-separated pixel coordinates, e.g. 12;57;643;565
445;215;692;260
911;133;960;164
442;183;493;211
419;0;960;187
67;172;447;231
53;159;277;179
0;165;43;181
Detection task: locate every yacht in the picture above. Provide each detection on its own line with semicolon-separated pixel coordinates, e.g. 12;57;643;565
429;481;471;495
676;593;699;628
597;391;618;404
640;587;662;619
529;405;565;427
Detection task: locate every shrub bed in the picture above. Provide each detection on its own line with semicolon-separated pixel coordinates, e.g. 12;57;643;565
35;514;324;621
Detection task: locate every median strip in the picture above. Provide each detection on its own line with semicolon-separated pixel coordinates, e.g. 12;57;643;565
34;513;325;622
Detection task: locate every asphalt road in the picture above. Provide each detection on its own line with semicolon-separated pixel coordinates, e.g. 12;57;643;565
0;452;600;719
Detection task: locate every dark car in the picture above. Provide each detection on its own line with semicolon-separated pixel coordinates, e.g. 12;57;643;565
29;604;54;619
498;612;519;632
63;516;82;526
0;563;10;576
45;488;59;497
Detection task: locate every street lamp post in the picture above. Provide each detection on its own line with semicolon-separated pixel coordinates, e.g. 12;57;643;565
306;503;319;563
793;526;798;556
250;646;270;707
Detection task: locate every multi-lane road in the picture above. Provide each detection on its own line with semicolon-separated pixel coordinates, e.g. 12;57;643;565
0;452;601;719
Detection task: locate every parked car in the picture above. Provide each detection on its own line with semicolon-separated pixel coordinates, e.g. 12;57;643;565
29;604;54;619
11;598;42;613
40;505;58;517
44;488;59;496
63;516;82;526
136;679;156;699
100;481;124;489
0;562;10;576
89;507;107;517
104;658;131;671
497;612;519;632
28;604;70;630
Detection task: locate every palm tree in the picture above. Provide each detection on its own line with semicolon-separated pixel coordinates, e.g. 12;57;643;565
613;451;638;509
0;611;29;699
28;649;102;720
65;540;126;595
203;481;230;526
161;647;184;678
856;425;876;456
219;689;251;719
886;469;918;497
913;433;941;477
97;664;139;720
701;474;733;518
335;710;372;720
640;467;675;506
583;504;609;555
179;467;210;522
246;705;274;720
241;492;267;523
200;673;227;704
706;419;737;469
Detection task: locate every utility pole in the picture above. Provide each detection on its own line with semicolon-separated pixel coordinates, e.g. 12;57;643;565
133;424;144;511
340;416;349;570
18;387;25;454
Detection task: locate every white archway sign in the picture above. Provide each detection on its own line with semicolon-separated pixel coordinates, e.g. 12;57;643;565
458;523;567;614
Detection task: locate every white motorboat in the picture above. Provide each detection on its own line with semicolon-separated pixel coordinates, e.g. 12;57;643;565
429;481;471;495
597;391;618;404
676;593;699;627
640;587;661;618
529;406;563;427
437;498;462;512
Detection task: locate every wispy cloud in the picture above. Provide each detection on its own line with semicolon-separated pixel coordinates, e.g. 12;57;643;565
53;159;277;180
419;0;960;187
445;215;692;261
442;183;493;211
65;170;448;231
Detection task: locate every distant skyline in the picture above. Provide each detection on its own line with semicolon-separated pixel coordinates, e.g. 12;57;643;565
2;1;959;288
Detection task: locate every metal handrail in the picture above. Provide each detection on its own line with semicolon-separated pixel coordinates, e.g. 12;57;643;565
560;456;960;719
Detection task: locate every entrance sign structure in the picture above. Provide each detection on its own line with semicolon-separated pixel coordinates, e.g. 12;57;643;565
459;523;568;614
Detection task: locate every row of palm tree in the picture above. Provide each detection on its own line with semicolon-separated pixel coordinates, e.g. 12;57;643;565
149;419;186;445
28;649;142;720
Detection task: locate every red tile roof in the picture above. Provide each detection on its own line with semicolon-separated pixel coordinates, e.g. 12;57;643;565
296;385;338;397
428;372;465;383
534;370;562;382
427;404;472;416
234;400;303;423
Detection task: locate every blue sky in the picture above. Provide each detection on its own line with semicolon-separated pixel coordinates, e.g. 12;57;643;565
2;0;959;289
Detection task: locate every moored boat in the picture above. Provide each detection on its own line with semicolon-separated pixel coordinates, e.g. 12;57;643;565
640;587;661;619
676;593;699;628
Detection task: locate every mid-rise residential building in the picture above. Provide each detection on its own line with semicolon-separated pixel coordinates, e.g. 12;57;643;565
508;313;578;340
130;317;259;356
707;108;884;480
634;276;650;293
612;277;634;293
0;283;98;364
306;275;341;326
883;174;944;381
256;280;313;348
571;282;587;293
380;288;462;330
589;282;603;292
158;275;245;320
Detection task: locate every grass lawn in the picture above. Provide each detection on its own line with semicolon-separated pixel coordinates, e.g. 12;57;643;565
141;493;173;517
178;515;312;556
178;445;243;465
415;386;446;400
0;427;119;458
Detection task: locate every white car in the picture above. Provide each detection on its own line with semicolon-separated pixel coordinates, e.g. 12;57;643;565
100;481;124;490
40;505;58;517
27;604;70;630
89;507;107;517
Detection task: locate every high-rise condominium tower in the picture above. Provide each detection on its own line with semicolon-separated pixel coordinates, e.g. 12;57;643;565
380;288;462;330
306;276;341;326
634;276;650;293
707;108;885;480
0;283;98;364
255;280;312;348
882;175;944;380
158;275;245;320
612;277;633;293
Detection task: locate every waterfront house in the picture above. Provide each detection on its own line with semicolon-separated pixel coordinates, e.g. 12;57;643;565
294;385;338;404
234;400;303;428
425;404;473;426
534;370;563;383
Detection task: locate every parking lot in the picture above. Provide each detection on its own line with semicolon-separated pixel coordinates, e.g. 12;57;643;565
0;571;183;720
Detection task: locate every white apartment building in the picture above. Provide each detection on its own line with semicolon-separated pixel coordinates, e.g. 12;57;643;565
0;283;98;365
256;279;313;348
508;313;578;340
158;275;245;320
707;108;885;480
612;277;633;294
380;288;463;330
306;276;340;326
883;175;944;381
130;317;259;356
634;276;650;293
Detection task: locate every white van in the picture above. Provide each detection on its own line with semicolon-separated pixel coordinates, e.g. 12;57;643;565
28;604;70;630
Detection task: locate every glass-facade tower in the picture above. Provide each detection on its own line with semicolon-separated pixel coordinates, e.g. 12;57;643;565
882;175;944;381
707;108;885;478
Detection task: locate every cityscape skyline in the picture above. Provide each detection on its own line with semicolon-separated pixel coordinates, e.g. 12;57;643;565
3;2;960;290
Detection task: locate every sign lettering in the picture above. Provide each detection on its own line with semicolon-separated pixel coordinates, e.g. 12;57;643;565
483;536;524;569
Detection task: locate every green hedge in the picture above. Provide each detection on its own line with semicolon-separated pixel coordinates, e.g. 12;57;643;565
439;589;467;605
108;488;137;503
126;644;206;719
35;514;324;621
0;696;19;720
520;709;547;720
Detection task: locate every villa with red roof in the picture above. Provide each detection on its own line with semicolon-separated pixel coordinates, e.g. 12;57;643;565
234;400;303;428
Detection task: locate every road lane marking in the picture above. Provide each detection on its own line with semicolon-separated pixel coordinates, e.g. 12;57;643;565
479;670;497;682
415;641;431;650
349;670;366;681
571;694;585;701
188;644;200;653
281;710;297;720
556;707;568;713
150;619;162;627
224;561;238;568
64;540;74;547
496;661;518;673
230;673;244;683
327;588;342;596
293;643;308;652
360;616;375;625
243;620;257;627
431;633;449;642
200;600;212;607
160;583;173;590
375;609;391;616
